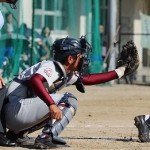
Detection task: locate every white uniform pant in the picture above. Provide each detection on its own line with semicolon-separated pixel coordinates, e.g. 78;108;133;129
5;81;64;133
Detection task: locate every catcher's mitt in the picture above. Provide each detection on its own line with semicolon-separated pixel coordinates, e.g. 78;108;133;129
116;40;139;76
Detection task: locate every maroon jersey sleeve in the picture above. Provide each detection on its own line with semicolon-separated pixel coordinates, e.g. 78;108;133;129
81;71;118;85
28;73;55;106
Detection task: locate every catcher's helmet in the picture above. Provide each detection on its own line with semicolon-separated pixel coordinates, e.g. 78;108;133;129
53;36;92;73
53;37;82;61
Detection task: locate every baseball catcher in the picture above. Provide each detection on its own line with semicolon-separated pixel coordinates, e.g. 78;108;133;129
3;37;139;149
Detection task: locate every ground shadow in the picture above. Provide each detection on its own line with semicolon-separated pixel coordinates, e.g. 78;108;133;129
12;137;140;149
64;136;140;143
18;144;70;149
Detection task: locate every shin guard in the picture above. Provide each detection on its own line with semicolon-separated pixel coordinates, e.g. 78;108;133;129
43;93;78;136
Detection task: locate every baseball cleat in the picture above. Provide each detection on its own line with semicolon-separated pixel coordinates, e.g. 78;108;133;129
0;133;17;147
34;135;57;149
34;133;66;149
134;115;150;142
6;130;35;146
52;135;66;145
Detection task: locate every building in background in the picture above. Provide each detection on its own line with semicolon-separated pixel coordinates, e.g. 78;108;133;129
1;0;149;84
120;0;150;83
0;0;109;81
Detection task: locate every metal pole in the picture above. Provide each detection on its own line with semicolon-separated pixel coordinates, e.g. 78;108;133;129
119;0;122;53
31;0;35;66
108;0;118;70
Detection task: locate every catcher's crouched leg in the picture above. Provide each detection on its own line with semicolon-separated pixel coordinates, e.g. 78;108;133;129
34;93;78;149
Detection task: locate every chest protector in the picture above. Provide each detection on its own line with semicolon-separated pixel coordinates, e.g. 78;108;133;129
48;61;85;94
48;61;68;94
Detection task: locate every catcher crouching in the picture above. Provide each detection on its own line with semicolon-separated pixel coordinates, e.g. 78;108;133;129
3;37;139;148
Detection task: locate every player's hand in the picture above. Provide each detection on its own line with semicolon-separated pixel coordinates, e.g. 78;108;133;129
0;77;5;89
49;104;62;121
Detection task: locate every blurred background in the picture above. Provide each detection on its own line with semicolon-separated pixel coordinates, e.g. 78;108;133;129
0;0;150;85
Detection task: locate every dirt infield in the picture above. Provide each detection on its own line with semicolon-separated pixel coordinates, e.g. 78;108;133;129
1;84;150;150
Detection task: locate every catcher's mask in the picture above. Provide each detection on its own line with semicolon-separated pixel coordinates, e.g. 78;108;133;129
53;36;92;73
7;0;18;9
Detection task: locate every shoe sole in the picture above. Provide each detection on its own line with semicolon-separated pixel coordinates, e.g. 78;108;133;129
34;142;57;149
134;116;149;142
14;137;35;146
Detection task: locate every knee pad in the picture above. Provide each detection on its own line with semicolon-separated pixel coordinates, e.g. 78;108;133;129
58;92;78;112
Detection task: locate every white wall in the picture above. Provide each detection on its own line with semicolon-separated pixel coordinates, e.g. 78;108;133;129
22;0;32;28
133;20;142;72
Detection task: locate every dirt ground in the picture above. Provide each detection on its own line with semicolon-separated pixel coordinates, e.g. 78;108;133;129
1;84;150;150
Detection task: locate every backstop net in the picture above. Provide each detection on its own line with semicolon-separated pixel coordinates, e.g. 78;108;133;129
0;0;107;83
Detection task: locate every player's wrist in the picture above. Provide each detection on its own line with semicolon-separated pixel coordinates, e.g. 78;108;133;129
115;66;126;79
46;102;55;107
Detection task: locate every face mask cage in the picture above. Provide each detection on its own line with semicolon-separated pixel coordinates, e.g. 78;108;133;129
80;36;92;55
53;36;92;73
78;36;92;74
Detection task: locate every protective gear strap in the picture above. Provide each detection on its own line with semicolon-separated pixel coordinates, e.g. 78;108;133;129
75;77;85;93
48;61;67;94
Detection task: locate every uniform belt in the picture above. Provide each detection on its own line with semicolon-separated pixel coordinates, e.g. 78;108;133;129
13;78;27;86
